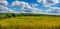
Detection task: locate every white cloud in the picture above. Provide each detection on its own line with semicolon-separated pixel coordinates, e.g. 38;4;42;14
12;1;31;8
0;0;8;6
0;0;16;13
37;0;60;7
37;0;60;15
0;5;14;13
31;4;38;7
11;1;60;15
45;7;60;15
47;7;60;13
12;1;43;13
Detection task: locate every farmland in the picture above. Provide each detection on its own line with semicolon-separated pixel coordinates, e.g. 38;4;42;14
0;13;60;29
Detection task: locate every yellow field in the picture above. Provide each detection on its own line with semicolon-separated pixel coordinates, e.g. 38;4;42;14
0;16;60;29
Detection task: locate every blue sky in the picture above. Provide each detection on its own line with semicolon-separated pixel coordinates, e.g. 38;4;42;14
7;0;47;11
0;0;60;15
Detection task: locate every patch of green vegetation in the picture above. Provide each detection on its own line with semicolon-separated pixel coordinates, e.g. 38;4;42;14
0;13;60;19
0;13;60;29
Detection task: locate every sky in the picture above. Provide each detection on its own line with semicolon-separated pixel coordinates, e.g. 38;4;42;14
0;0;60;15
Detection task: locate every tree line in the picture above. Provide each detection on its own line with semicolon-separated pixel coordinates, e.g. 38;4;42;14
0;13;60;19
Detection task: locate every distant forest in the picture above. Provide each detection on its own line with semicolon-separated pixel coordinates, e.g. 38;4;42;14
0;13;60;19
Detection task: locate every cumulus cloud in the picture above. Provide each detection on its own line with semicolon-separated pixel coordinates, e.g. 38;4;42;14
37;0;60;7
11;0;60;15
0;5;14;13
12;1;30;7
12;1;43;13
0;0;16;13
0;0;8;6
47;7;60;13
45;7;60;15
37;0;60;15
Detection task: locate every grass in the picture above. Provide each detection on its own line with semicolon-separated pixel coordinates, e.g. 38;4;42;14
0;16;60;29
